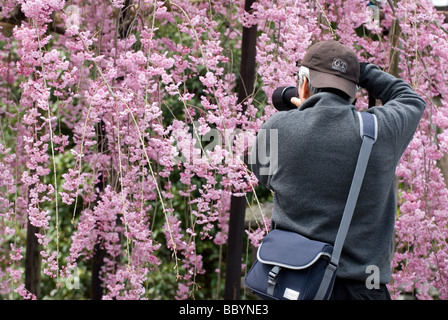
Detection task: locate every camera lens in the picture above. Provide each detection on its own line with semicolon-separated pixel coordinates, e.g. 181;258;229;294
272;86;299;111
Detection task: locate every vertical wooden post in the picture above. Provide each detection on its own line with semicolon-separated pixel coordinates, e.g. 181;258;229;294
25;218;41;298
387;0;401;78
90;239;106;299
90;120;107;300
224;0;257;300
24;98;42;298
387;0;401;202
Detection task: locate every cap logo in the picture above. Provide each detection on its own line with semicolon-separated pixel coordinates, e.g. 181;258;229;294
332;58;348;73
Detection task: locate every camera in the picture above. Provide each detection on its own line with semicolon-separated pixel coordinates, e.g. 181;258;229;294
272;86;299;111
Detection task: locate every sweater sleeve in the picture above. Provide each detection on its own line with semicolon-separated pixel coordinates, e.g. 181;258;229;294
358;63;426;160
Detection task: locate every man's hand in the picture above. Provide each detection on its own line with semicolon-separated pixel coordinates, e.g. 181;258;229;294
290;97;302;108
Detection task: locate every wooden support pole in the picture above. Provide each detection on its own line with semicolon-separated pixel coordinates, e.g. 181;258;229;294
25;218;41;298
224;0;257;300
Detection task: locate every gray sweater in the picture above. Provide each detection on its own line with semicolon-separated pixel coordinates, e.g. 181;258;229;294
250;64;426;284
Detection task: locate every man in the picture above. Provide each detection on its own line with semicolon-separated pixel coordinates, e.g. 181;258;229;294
250;40;426;299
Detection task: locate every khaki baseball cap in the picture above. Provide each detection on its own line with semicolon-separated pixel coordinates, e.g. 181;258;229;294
301;41;360;98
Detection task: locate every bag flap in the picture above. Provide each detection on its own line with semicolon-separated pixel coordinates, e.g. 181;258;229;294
257;229;333;269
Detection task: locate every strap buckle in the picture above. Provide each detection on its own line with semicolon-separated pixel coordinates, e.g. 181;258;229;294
267;266;281;296
268;265;281;281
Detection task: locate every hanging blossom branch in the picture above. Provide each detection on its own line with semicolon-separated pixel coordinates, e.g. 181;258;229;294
4;0;67;298
385;1;448;300
56;0;254;299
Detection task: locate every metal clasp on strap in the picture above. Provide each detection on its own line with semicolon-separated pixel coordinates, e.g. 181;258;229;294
327;260;338;273
267;266;281;296
314;261;338;300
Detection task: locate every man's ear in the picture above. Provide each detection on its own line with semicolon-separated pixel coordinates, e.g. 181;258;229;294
299;77;311;101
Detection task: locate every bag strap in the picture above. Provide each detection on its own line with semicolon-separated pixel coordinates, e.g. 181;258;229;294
314;111;378;300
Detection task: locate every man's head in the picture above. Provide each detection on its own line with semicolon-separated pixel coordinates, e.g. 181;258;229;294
298;40;360;103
